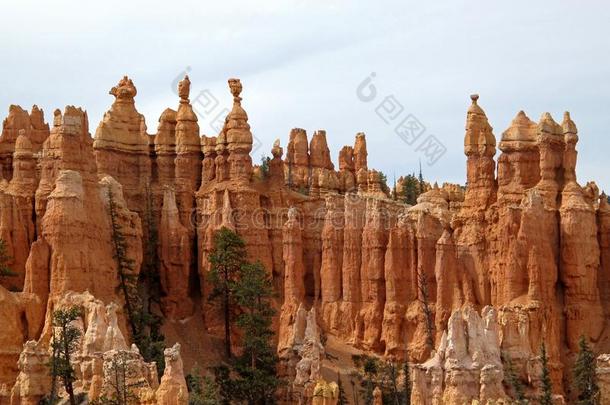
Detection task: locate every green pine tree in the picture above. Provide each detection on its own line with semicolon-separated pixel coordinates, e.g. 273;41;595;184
0;238;16;277
378;171;391;196
402;356;411;405
46;306;83;405
540;342;553;405
214;261;281;405
351;354;413;405
107;187;139;339
200;376;220;404
383;361;401;405
573;335;600;405
502;352;526;404
187;366;220;405
233;261;280;403
260;155;271;179
351;354;379;405
107;188;165;375
400;174;420;205
208;227;247;358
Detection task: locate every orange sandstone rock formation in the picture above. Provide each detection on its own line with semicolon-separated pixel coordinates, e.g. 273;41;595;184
0;76;609;404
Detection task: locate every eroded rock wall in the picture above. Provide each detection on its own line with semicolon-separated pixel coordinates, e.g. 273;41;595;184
0;77;609;403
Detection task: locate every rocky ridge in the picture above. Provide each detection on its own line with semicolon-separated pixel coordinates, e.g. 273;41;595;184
0;77;607;403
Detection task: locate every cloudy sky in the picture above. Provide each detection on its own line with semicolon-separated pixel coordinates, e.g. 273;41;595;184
1;0;609;191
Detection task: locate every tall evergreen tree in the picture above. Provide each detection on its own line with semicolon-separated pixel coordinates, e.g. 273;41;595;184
208;227;247;358
378;171;391;196
402;352;411;405
351;354;412;405
0;238;15;277
187;366;220;405
107;188;139;338
539;342;553;405
573;336;600;405
214;261;280;404
400;174;420;205
46;306;83;405
200;376;221;405
502;352;526;404
259;155;271;179
383;361;401;405
355;355;378;405
107;188;165;375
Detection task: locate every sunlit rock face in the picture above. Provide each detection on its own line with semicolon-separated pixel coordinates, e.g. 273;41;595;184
0;76;609;403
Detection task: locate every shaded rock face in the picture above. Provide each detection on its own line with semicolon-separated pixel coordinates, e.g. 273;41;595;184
159;188;192;319
0;287;42;391
0;77;609;403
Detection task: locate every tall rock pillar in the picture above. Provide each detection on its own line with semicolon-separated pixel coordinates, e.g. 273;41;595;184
278;207;306;354
356;198;388;350
93;76;152;222
559;112;603;349
174;75;202;236
381;211;417;359
319;196;344;332
226;79;253;182
462;94;496;210
338;192;365;342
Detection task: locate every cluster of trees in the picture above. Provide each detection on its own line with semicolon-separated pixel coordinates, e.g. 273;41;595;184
395;171;424;205
347;336;600;405
259;155;271;179
188;227;281;405
350;354;411;405
377;172;391;196
186;367;220;405
504;337;600;404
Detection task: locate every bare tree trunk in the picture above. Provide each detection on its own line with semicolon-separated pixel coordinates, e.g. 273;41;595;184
417;270;434;350
224;277;231;358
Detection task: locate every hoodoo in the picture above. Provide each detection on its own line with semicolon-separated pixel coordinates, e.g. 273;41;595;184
1;78;609;404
